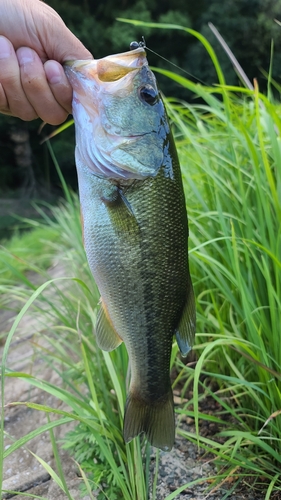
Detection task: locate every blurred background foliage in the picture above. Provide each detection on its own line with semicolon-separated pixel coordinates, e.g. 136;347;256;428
1;0;281;216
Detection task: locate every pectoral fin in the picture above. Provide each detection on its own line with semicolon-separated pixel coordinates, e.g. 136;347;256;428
118;188;135;217
175;284;196;357
101;183;139;231
95;300;123;351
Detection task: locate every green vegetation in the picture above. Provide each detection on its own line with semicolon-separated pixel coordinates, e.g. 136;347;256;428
0;225;61;282
1;26;281;498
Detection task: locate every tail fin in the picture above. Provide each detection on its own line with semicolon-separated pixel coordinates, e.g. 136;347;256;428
123;390;175;451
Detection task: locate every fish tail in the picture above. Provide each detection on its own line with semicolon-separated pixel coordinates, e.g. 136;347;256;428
123;389;175;451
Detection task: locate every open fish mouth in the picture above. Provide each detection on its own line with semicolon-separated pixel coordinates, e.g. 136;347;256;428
64;47;147;84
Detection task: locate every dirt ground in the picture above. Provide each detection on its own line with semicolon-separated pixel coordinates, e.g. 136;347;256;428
1;263;266;500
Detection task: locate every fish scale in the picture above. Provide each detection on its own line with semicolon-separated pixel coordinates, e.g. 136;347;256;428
65;47;196;451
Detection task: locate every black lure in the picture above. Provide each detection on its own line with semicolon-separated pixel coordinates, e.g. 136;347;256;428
130;37;146;50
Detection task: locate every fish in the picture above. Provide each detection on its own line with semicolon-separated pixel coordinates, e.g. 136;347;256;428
64;45;196;451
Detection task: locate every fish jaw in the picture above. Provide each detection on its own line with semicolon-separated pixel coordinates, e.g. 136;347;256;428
65;47;147;83
64;49;168;180
64;48;146;104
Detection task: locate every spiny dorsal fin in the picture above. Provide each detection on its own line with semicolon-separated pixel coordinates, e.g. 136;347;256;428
175;284;196;357
95;300;123;351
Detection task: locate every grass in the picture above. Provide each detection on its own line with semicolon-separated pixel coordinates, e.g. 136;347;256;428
158;24;281;495
1;24;281;499
0;224;61;283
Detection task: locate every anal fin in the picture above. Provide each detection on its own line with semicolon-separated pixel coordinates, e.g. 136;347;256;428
175;282;196;357
95;300;123;351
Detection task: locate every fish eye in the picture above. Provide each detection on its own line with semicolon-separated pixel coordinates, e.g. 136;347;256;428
138;85;158;105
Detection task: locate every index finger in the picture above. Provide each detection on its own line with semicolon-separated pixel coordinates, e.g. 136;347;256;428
17;47;70;125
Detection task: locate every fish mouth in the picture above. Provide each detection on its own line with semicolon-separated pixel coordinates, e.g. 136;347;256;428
64;47;147;83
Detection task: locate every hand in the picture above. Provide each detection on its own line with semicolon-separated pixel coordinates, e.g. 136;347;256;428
0;0;93;125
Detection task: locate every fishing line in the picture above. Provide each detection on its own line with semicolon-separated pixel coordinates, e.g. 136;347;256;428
130;37;207;86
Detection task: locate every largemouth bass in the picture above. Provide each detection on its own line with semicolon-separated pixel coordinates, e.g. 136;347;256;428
65;46;196;451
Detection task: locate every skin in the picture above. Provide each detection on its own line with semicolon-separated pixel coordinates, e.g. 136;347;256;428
0;0;93;124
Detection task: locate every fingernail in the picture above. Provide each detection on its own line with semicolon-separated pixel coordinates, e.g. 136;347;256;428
45;61;63;85
17;47;35;65
0;36;12;59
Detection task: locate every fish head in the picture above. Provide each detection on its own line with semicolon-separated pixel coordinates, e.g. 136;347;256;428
64;48;169;180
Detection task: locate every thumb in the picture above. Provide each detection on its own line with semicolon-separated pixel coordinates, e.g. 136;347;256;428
38;9;93;63
30;1;93;63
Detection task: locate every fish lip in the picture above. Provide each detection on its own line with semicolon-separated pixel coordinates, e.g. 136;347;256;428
64;47;146;69
64;47;147;78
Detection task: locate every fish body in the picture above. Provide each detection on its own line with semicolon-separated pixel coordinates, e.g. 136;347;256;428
65;47;195;451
